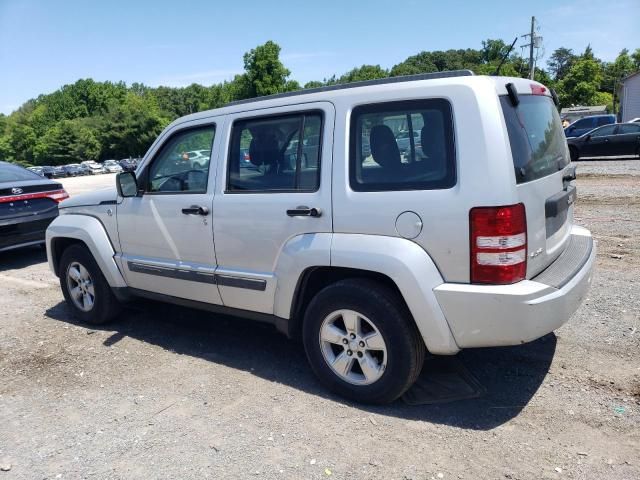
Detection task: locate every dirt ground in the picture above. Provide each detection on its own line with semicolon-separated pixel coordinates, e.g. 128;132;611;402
0;163;639;480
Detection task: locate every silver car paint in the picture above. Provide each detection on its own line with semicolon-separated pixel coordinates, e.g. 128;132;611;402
211;102;334;313
46;214;127;288
115;115;225;305
45;75;591;355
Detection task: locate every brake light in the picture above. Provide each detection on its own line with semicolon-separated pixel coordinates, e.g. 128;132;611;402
46;189;70;203
470;204;527;284
0;188;69;204
530;84;547;95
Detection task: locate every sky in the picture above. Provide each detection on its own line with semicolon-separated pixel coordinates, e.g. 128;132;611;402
0;0;638;115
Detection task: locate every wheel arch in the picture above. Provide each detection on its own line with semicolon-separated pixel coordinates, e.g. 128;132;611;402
46;214;127;288
274;233;460;355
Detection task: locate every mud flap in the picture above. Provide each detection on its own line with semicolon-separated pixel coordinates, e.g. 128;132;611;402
402;356;485;405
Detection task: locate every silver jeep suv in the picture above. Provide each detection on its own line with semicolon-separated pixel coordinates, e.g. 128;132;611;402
46;71;595;404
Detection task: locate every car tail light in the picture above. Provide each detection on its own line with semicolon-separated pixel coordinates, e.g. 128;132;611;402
46;189;70;203
470;203;527;284
0;188;69;204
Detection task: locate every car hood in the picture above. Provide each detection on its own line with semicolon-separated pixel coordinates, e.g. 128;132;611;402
59;187;117;209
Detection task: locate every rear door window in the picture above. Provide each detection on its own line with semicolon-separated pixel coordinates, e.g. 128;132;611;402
227;112;322;192
500;95;569;184
618;124;640;134
349;99;455;191
590;125;616;137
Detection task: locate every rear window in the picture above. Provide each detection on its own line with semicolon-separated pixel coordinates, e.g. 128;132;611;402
501;95;569;184
0;163;42;182
349;99;456;191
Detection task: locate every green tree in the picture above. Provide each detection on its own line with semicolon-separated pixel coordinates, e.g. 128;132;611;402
556;57;603;106
304;80;325;89
547;47;576;81
632;48;640;69
336;65;388;83
99;93;167;159
237;40;293;98
602;49;636;94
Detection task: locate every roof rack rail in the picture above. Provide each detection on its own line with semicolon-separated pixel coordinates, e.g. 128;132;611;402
226;69;475;107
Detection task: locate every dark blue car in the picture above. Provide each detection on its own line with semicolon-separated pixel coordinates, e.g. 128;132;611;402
564;114;616;138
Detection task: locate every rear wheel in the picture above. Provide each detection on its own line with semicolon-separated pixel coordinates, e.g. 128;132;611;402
59;244;121;325
303;279;425;404
569;146;579;162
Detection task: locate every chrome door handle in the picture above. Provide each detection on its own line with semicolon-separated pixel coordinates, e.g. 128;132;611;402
182;205;209;216
286;206;322;217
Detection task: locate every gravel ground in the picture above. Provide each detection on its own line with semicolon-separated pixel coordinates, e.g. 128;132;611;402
0;161;639;480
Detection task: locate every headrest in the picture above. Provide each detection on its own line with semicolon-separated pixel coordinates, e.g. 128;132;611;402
370;125;401;170
249;133;280;168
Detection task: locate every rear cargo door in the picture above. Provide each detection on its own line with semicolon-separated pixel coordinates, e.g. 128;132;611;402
500;94;574;277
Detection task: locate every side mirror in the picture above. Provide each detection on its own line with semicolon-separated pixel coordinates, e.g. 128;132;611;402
585;134;592;141
116;171;139;197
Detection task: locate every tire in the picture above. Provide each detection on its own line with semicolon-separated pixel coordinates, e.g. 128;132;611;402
302;278;425;404
569;146;579;162
58;243;121;325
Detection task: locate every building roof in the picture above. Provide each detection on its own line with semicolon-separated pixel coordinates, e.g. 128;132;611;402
621;70;640;83
560;105;607;114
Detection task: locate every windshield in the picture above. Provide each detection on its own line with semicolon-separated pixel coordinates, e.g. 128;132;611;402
500;95;569;184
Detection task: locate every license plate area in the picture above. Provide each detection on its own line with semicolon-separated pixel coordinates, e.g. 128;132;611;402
545;185;576;238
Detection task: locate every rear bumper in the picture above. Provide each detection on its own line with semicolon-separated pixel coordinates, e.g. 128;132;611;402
0;210;58;252
434;226;595;348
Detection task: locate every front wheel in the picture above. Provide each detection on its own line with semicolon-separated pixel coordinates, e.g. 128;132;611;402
59;244;121;325
303;279;425;404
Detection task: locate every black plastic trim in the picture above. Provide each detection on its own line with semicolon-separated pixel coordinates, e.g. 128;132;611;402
226;70;474;107
125;287;289;334
126;261;267;291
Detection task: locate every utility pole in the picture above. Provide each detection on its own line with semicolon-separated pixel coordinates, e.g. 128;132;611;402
521;16;542;80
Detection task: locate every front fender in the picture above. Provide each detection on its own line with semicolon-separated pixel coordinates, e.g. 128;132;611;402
46;214;127;288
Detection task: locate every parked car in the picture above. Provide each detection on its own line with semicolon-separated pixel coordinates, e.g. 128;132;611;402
627;118;640;123
77;164;93;176
46;72;594;404
396;130;422;157
567;122;640;161
1;161;69;252
81;160;106;175
564;114;616;138
52;166;67;178
38;166;56;179
103;160;123;173
186;150;211;169
119;158;137;172
63;164;84;177
27;166;45;177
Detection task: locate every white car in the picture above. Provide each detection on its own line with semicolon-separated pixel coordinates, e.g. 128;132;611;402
103;160;123;173
46;72;594;404
627;117;640;123
80;161;106;175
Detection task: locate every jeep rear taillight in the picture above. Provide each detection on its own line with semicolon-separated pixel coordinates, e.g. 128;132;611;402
470;204;527;284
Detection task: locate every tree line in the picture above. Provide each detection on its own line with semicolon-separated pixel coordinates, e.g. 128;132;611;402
1;40;638;166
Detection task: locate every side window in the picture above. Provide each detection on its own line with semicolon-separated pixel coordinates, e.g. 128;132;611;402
147;126;215;193
227;112;322;192
573;118;589;129
596;116;612;127
618;124;640;134
590;125;616;137
350;99;455;191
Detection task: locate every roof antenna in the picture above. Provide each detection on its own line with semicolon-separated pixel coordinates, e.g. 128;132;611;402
494;37;518;76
